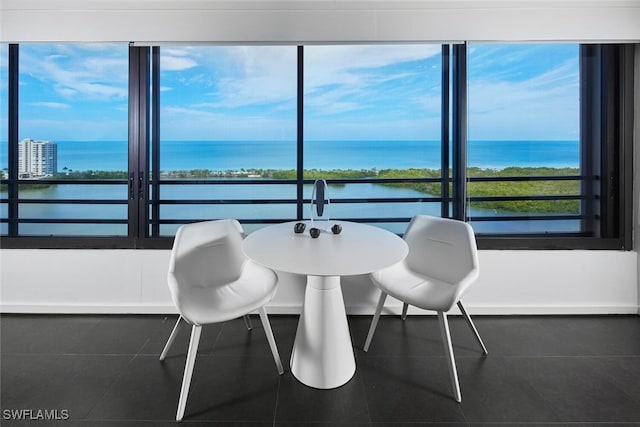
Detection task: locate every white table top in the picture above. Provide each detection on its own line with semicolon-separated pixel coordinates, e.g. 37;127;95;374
242;220;408;277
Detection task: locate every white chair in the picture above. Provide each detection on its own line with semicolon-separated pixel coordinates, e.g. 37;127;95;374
363;215;488;403
160;219;284;421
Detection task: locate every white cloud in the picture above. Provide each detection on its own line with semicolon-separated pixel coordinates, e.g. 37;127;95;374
207;46;298;108
163;45;439;113
157;45;443;140
30;102;71;109
466;44;579;140
161;50;198;71
20;44;128;101
160;105;295;140
20;117;128;141
302;45;440;117
468;61;579;140
304;45;439;90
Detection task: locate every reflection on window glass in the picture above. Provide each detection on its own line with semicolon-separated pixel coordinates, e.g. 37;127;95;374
17;43;129;236
467;44;580;234
303;45;443;226
157;46;297;228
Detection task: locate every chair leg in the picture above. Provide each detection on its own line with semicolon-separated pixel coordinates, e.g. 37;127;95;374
243;314;253;331
437;311;462;403
401;302;409;320
176;324;202;422
160;316;183;361
257;306;284;375
457;301;488;355
364;291;388;352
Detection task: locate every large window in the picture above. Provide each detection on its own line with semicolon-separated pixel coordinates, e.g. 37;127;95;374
303;45;444;234
2;43;129;238
0;43;633;249
153;46;297;236
467;44;581;235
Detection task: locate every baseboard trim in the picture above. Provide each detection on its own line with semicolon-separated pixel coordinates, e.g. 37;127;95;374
1;303;638;315
0;304;179;314
346;304;640;316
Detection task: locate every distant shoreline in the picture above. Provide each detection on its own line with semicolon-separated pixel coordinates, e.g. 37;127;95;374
0;139;580;172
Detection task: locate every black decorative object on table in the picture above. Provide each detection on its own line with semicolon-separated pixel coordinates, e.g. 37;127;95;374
310;179;330;227
291;179;342;238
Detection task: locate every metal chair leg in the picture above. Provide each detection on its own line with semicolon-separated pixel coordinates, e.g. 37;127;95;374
364;291;388;352
401;302;409;320
243;314;253;331
160;316;183;361
437;311;462;403
176;324;202;422
457;301;488;355
257;306;284;375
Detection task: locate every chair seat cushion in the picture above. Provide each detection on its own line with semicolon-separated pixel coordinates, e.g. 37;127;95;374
371;260;458;312
178;260;278;325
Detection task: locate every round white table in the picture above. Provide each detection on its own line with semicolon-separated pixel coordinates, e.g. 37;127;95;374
242;220;408;389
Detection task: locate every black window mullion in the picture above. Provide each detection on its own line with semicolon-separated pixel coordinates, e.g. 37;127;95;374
600;44;634;247
441;45;451;218
600;45;616;239
296;45;304;220
581;44;633;246
127;46;140;240
128;46;150;244
580;44;599;237
451;43;467;221
618;44;634;250
151;46;161;238
7;44;19;236
137;48;151;243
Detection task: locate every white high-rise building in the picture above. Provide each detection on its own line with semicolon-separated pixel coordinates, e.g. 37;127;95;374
18;138;58;177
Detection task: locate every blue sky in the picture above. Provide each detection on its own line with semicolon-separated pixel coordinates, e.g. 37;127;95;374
1;43;579;142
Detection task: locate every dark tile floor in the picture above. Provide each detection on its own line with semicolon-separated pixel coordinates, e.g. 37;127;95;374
1;313;640;426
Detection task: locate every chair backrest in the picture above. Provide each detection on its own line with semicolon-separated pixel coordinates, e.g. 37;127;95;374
403;215;479;287
167;220;247;309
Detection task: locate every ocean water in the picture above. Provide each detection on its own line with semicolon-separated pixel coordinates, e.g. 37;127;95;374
0;139;580;172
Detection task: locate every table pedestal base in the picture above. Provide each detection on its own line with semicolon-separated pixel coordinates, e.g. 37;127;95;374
290;275;356;389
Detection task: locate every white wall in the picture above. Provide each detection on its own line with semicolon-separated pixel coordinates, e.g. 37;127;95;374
636;45;640;314
2;0;640;43
0;249;637;314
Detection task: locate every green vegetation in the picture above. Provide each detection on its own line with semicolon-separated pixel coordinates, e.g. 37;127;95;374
212;166;582;215
57;170;129;179
374;166;581;214
2;166;581;215
466;167;580;214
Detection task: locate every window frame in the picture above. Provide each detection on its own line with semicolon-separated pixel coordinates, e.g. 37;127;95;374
473;44;634;250
0;43;634;250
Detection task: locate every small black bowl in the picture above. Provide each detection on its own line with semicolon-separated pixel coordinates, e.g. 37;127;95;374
294;222;306;234
309;227;321;238
331;224;342;234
